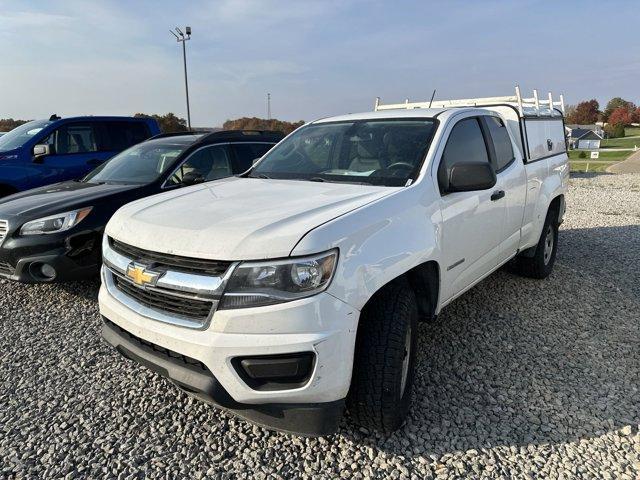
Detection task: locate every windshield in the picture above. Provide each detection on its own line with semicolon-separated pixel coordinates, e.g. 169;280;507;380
250;119;436;186
0;120;50;152
83;142;189;184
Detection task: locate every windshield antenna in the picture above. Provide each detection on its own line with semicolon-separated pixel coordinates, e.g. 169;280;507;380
428;89;436;108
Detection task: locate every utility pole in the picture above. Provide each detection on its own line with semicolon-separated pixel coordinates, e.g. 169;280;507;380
267;93;271;120
170;26;192;130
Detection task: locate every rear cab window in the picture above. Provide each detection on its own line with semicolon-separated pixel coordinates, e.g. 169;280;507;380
484;116;515;171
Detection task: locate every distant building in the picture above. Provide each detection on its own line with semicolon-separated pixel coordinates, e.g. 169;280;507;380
566;124;604;136
566;125;604;149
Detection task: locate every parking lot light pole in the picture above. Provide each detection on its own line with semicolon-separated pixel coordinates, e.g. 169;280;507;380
170;26;192;130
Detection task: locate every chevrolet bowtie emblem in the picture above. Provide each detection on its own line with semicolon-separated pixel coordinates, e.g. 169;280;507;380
125;263;161;287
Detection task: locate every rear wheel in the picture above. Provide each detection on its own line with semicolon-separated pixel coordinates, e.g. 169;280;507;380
512;207;559;279
347;280;418;432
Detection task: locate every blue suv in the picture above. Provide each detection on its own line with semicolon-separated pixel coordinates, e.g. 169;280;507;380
0;115;160;197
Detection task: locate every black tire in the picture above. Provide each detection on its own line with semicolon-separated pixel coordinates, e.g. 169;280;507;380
347;280;418;432
511;207;559;279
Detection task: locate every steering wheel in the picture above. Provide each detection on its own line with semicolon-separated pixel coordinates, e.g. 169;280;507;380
386;162;414;175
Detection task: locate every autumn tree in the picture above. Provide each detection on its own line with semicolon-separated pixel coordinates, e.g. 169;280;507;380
223;117;304;135
565;100;600;124
134;113;188;133
0;118;30;132
603;97;636;122
608;106;633;127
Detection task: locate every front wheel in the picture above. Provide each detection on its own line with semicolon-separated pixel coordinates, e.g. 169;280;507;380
511;208;559;279
347;280;418;432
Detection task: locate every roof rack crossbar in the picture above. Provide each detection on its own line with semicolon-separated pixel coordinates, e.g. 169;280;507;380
374;85;565;117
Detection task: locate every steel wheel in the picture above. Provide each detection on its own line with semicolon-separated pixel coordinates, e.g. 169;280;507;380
400;325;412;396
543;225;554;265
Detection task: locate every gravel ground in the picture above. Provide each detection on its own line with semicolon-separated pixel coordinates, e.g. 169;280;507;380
1;174;639;479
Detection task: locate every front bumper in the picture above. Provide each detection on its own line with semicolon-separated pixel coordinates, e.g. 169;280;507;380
99;274;359;435
101;317;345;436
0;228;101;283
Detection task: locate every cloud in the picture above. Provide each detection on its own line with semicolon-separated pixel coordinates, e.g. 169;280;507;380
0;11;72;31
208;0;345;25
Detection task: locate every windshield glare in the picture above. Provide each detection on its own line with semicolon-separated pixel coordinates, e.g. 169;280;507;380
83;142;188;184
250;119;436;186
0;120;50;152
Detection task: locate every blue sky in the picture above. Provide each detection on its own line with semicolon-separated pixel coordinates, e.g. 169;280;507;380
1;0;639;126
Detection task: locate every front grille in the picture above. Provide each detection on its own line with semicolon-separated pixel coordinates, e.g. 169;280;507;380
104;318;208;371
0;261;13;276
113;274;214;321
0;220;8;246
110;238;231;276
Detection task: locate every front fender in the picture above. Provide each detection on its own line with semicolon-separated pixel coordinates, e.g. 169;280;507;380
291;186;441;311
0;162;37;191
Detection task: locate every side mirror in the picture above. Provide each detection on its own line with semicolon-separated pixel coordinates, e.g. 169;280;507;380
33;144;53;163
181;171;205;186
446;162;496;193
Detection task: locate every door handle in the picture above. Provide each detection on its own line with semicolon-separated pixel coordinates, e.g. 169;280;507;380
86;158;102;166
491;190;505;201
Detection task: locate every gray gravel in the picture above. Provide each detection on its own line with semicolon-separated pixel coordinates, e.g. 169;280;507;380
1;173;639;479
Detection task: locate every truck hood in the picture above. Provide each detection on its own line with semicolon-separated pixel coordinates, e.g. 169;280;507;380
107;177;398;260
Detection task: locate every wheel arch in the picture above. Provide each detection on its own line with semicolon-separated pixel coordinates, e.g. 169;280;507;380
548;193;565;224
360;260;441;322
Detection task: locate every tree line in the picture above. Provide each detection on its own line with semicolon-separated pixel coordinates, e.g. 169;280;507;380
222;117;304;135
1;114;304;136
565;97;639;138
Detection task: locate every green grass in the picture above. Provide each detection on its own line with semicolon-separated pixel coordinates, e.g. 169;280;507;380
569;161;616;173
601;137;640;149
601;127;640;148
568;150;631;162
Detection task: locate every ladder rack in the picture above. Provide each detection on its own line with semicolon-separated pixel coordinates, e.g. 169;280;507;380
374;86;565;118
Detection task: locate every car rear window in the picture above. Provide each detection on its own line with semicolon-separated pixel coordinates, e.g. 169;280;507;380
102;121;151;151
231;143;275;172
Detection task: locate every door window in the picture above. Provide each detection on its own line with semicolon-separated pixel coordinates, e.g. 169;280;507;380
484;116;515;171
166;145;233;186
50;123;99;154
230;143;275;172
438;118;490;191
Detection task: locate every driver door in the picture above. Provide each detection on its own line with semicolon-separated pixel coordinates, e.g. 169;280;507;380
34;122;109;186
437;117;506;302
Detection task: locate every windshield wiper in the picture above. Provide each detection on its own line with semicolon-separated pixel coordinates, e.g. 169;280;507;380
252;173;271;179
309;177;326;182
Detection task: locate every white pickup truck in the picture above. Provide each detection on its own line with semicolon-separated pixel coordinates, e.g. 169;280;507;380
99;88;568;436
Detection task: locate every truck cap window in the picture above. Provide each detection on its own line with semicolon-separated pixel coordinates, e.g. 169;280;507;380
83;142;189;185
0;119;51;152
250;119;436;186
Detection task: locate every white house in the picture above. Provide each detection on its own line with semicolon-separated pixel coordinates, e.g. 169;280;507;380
567;127;603;149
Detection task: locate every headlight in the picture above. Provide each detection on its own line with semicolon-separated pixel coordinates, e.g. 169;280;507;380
20;207;93;236
219;249;338;309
